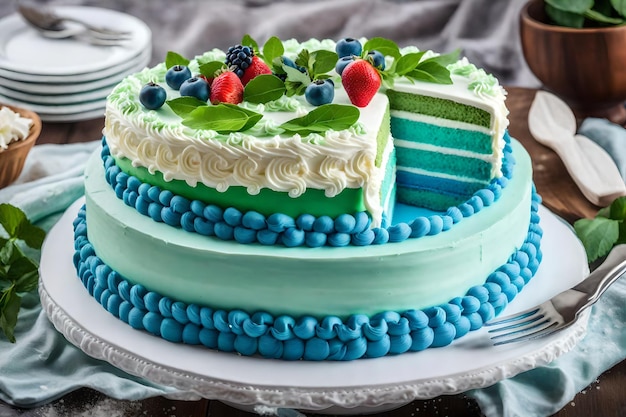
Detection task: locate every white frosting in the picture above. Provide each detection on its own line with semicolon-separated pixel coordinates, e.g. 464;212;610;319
0;107;32;150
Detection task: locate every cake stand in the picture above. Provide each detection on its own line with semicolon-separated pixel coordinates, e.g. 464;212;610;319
39;199;590;415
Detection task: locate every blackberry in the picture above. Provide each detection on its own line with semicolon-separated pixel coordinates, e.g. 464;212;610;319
225;45;254;78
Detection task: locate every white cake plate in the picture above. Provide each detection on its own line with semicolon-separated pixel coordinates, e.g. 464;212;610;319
39;199;590;415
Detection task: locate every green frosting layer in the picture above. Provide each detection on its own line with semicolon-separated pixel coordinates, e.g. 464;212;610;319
387;90;492;128
113;156;366;218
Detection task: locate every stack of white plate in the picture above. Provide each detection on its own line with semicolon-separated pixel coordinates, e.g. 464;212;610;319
0;6;151;122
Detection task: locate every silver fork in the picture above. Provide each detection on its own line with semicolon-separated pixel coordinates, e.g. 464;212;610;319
485;244;626;345
18;3;132;42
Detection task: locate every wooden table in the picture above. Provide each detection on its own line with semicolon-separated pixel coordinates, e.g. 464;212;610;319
1;87;624;417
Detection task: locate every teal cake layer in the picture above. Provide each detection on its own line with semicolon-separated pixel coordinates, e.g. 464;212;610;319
395;147;493;181
83;139;534;319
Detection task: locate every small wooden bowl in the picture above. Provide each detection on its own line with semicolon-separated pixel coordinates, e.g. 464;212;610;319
0;104;41;188
520;0;626;124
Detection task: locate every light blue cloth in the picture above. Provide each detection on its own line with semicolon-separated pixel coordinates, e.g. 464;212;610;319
579;117;626;183
1;128;625;416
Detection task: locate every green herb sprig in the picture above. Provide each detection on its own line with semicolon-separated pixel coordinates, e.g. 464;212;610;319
0;204;45;343
574;196;626;262
545;0;626;28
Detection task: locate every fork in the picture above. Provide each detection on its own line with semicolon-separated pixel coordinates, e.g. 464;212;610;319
18;3;132;42
485;244;626;345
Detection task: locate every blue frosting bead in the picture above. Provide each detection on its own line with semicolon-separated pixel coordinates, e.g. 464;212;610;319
353;212;370;233
271;316;296;341
161;207;182;226
158;190;174;206
295;214;316;231
199;328;219;349
127;176;141;192
317;316;341;340
372;227;389;244
106;270;121;293
425;306;446;328
453;316;471;339
180;212;196;232
501;283;519;302
190;200;206;217
484;282;503;302
351;230;375;246
242;211;266;230
467;285;490;303
521;242;537;260
431;322;456;347
478;302;496;323
125;190;138;207
147;186;161;202
137;183;151;199
458;203;474;217
148;202;163;222
304;338;330;361
228;310;249;335
334;214;356;233
217;332;236;352
223;207;242;227
409;217;430;238
107;294;123;318
363;319;388;341
388;223;411;242
403;309;429;330
440;303;461;323
427;216;444;235
468;195;484;212
161;318;183;343
305;231;327;248
257;229;279;245
234;334;258;356
475;189;495;206
389;334;412;354
243;316;270;338
327;232;350;247
119;301;132;323
158;296;173;317
326;339;348;360
172;302;189;324
515;251;530;268
187;304;202;325
143;311;163;335
258;334;283;359
499;262;521;279
214;222;234;240
492;293;509;315
293;316;317;340
144;292;162;313
488;271;511;288
128;308;145;330
441;215;453;231
114;184;125;199
528;259;540;274
313;216;334;234
203;205;224;223
213;310;231;333
409;327;434;351
182;323;201;345
234;226;257;244
267;213;295;233
366;336;390;358
282;227;305;247
79;244;95;261
467;312;484;330
282;338;305;361
387;317;409;336
130;285;147;310
461;295;481;314
343;337;368;361
511;276;526;292
199;307;215;329
193;218;215;236
445;207;463;223
169;195;191;214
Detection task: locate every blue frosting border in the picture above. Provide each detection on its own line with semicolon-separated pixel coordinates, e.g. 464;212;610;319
72;190;542;361
100;132;515;247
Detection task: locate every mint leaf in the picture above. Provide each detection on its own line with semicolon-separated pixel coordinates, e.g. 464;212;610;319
17;223;45;250
546;4;585;27
0;289;20;343
310;50;339;78
574;217;620;262
165;51;189;69
0;238;12;266
244;74;286;104
280;104;360;135
363;37;401;59
167;97;208;118
241;34;259;55
609;196;626;219
584;8;624;24
546;0;593;14
294;49;311;71
262;36;284;66
421;49;461;68
182;105;261;133
7;256;37;284
198;61;227;78
394;52;426;76
407;62;453;84
0;203;25;238
0;278;10;292
611;0;626;17
220;104;263;131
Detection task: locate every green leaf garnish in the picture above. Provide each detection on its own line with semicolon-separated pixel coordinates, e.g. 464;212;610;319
310;50;339;79
363;37;401;59
221;103;264;131
182;104;262;133
241;34;259;55
0;204;45;343
546;0;593;14
262;36;284;67
165;51;190;69
279;104;360;136
282;63;312;97
584;8;624;24
167;96;208;118
198;61;227;78
574;217;619;262
243;74;286;104
406;61;453;84
394;52;426;76
420;49;461;68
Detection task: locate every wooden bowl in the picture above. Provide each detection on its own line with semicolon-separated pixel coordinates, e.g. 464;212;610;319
520;0;626;124
0;104;41;188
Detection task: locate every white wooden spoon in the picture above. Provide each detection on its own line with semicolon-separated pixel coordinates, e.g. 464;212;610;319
528;91;626;207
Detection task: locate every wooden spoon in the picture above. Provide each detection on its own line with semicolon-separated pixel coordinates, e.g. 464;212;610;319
528;91;626;207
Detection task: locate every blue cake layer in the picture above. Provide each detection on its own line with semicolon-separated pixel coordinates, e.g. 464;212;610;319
72;188;542;361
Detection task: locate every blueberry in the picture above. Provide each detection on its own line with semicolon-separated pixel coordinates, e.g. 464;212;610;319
165;65;192;90
304;79;334;106
179;77;210;101
139;82;167;110
368;50;386;70
335;56;354;75
335;38;362;58
281;56;306;73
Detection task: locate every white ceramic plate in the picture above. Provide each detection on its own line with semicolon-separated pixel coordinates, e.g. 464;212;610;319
0;7;151;75
0;93;105;114
0;47;151;83
0;83;113;105
0;58;149;95
36;108;105;123
39;200;590;415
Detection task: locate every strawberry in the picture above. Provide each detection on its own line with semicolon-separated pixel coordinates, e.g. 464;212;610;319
341;59;381;107
240;56;272;86
210;71;244;105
